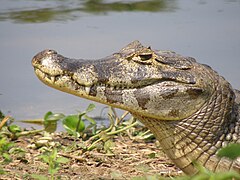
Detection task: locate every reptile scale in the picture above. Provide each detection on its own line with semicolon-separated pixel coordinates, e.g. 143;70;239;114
32;41;240;174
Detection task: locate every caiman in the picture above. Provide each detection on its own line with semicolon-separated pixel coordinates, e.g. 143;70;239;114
32;41;240;174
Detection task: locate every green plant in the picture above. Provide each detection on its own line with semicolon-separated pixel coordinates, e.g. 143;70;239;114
62;103;97;138
173;143;240;180
87;107;139;151
217;143;240;160
0;137;14;163
36;148;69;180
174;166;240;180
44;111;65;133
0;166;5;175
0;110;5;121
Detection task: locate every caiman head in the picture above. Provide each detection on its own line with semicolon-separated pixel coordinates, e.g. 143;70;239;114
32;41;214;120
32;41;239;174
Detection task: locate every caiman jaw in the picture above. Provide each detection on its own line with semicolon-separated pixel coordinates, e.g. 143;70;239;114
32;49;162;96
32;42;210;121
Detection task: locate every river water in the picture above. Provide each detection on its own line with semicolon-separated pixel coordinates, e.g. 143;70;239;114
0;0;239;125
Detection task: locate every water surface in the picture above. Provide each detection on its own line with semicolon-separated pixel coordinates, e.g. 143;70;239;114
0;0;239;122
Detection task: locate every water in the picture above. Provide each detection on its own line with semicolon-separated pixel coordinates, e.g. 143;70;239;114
0;0;240;124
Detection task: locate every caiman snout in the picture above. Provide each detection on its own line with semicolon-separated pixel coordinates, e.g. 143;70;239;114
32;49;58;67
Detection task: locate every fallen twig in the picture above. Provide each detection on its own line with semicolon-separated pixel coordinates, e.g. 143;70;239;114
0;116;10;130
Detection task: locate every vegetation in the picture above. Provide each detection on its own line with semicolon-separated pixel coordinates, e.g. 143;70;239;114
0;108;239;179
0;0;174;23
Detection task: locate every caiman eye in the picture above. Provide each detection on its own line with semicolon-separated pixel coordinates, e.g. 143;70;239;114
139;54;152;61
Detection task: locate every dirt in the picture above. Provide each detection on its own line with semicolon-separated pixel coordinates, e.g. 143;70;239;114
0;131;182;180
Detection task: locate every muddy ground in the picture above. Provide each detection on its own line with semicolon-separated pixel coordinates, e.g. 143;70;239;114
0;131;182;180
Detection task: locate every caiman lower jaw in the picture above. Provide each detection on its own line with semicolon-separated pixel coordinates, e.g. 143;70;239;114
34;68;91;96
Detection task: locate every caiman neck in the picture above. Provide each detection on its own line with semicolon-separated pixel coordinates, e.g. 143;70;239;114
134;72;240;174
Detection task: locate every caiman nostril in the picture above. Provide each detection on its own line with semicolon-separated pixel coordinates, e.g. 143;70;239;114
45;49;57;55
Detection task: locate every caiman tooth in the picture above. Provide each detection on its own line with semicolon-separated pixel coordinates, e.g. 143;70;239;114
50;76;55;83
85;86;91;95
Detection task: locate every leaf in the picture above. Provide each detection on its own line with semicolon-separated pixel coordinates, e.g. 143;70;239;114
0;168;5;175
44;112;65;122
0;138;14;152
44;121;57;133
56;157;70;164
85;123;97;135
217;143;240;160
192;161;210;174
63;115;83;131
148;152;156;159
86;103;96;113
131;177;145;180
44;111;53;121
213;171;240;180
31;174;48;180
63;115;85;135
8;147;25;154
0;111;5;120
8;124;22;133
51;148;57;160
49;167;58;175
39;155;50;164
104;139;115;154
2;153;12;163
145;174;161;180
62;124;80;137
84;115;96;125
111;170;123;179
136;164;150;173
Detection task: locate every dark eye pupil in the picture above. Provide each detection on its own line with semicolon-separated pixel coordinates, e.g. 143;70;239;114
139;54;152;61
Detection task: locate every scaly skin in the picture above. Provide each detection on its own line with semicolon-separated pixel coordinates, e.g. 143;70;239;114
32;41;240;174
